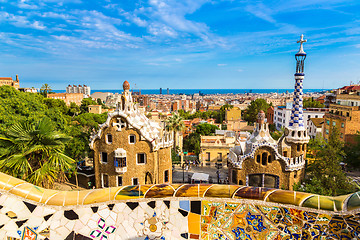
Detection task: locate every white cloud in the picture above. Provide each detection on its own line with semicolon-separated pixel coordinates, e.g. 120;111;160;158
217;63;227;66
237;69;243;72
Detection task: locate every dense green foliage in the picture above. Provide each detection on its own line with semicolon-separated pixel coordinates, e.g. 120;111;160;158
0;118;75;188
178;104;232;124
243;99;271;124
0;86;107;163
344;133;360;169
294;128;356;196
303;98;325;108
183;123;219;156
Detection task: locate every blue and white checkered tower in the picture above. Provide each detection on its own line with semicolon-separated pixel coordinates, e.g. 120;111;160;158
285;35;310;145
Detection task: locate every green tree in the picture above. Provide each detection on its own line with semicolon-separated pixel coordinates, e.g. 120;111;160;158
344;132;360;169
40;83;52;97
43;98;68;114
195;123;219;136
294;128;356;196
243;99;270;124
303;98;325;108
0;118;75;188
68;102;81;116
80;98;97;113
166;113;185;150
0;86;47;134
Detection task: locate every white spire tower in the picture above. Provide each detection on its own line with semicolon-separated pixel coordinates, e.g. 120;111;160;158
285;34;310;144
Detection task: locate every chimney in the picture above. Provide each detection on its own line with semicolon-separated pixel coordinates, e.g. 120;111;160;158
16;74;19;82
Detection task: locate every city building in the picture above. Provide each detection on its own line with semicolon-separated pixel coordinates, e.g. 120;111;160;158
273;106;327;130
267;106;274;124
323;86;360;144
90;81;173;188
307;118;324;139
224;107;248;132
47;93;83;105
228;35;310;190
66;84;91;97
0;75;20;89
88;105;102;114
200;130;237;168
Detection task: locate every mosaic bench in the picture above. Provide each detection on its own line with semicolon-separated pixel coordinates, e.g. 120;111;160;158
0;172;359;239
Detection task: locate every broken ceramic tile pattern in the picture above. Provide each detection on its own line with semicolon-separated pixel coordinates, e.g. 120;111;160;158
0;172;358;239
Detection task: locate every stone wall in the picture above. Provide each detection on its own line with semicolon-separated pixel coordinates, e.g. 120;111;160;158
0;172;359;239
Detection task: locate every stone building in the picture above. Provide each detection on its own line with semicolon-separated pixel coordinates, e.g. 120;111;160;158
323;89;360;144
200;130;237;168
228;35;310;190
47;93;83;105
0;75;20;89
90;81;173;188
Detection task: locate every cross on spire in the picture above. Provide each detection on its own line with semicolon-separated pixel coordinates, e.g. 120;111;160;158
297;34;307;54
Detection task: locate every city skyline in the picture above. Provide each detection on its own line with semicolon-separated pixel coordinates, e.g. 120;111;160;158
2;0;360;89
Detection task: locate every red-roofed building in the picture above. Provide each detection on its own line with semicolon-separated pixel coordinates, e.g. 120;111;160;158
0;75;20;89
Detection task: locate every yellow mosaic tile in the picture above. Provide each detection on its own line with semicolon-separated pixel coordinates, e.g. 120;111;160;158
8;182;33;198
45;191;66;205
175;184;199;197
83;188;111;204
25;185;45;202
188;212;201;235
1;174;26;191
39;189;60;204
115;186;140;200
266;190;296;205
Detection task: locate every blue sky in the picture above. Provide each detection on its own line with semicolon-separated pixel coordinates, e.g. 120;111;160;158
1;0;360;90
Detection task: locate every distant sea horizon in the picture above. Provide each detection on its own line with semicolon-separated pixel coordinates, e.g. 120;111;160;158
53;88;327;95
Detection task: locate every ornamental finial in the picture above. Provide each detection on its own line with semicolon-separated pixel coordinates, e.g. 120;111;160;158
297;34;307;55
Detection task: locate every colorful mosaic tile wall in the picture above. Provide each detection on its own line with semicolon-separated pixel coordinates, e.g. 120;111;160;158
0;172;359;239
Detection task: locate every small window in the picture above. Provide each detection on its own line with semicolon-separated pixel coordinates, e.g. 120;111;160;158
101;152;108;163
332;121;336;126
114;157;126;167
129;135;136;144
261;153;267;165
137;153;146;164
106;134;113;144
164;170;169;183
101;174;109;188
341;123;344;128
326;129;329;135
217;153;222;162
206;152;210;161
132;178;138;185
117;176;122;186
256;155;260;163
326;120;330;125
340;133;343;138
297;144;301;151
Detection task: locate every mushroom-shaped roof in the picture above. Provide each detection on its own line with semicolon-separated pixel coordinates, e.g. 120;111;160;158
123;80;130;90
257;110;265;123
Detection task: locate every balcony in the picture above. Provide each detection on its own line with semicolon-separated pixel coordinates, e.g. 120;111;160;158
115;167;127;173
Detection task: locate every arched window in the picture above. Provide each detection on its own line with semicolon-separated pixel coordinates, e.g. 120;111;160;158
297;144;300;151
261;152;267;165
268;155;272;163
238;180;243;185
302;144;305;151
256;155;260;163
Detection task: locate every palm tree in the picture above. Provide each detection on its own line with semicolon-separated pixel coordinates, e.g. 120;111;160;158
0;117;75;188
166;113;185;151
40;83;52;97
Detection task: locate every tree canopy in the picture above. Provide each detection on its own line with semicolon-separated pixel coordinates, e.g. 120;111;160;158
303;98;325;108
294;128;356;196
0;118;75;188
243;99;270;124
